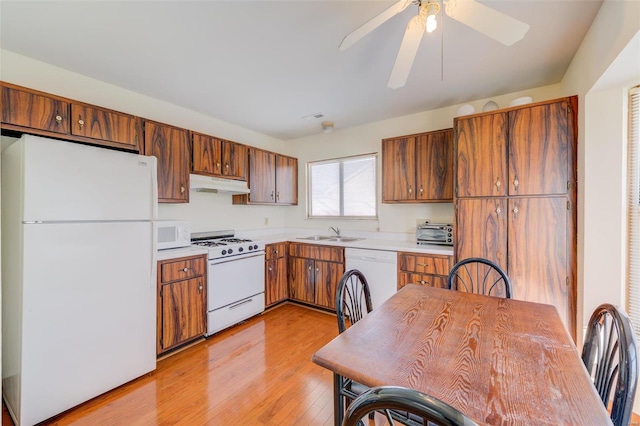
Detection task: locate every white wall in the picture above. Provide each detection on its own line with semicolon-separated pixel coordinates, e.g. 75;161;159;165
559;0;640;350
286;85;563;234
0;50;292;232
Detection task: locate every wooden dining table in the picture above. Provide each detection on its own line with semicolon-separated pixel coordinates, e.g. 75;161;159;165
312;284;612;425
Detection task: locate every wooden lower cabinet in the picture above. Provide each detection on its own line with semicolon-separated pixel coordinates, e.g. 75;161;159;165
265;242;288;307
157;254;207;355
288;243;344;311
397;252;453;290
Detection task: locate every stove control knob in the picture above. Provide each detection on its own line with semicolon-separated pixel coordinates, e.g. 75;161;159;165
250;245;255;250
228;248;233;254
221;250;227;255
239;247;244;252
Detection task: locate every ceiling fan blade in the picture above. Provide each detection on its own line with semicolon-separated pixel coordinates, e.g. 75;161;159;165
388;15;424;89
445;0;529;46
340;0;413;52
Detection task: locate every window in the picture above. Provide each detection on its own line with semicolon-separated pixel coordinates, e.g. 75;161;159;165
308;154;377;218
627;85;640;338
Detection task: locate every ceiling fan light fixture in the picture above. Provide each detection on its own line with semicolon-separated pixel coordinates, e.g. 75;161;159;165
424;1;440;33
321;121;335;133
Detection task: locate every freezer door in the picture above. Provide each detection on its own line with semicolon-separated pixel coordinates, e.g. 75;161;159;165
20;135;157;221
18;222;155;426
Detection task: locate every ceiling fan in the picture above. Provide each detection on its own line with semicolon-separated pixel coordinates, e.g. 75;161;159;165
340;0;530;89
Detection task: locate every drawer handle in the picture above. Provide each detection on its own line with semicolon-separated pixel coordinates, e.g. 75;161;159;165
417;263;429;267
229;298;252;310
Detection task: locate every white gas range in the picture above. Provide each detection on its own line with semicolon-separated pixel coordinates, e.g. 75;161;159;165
191;231;265;336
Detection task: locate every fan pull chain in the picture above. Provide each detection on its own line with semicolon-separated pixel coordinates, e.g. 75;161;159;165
441;9;444;81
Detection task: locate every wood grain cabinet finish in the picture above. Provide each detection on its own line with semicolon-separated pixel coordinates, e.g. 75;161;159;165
233;147;298;205
144;121;190;203
265;242;288;307
397;252;453;290
157;255;207;355
382;129;453;203
70;104;141;149
1;85;70;134
192;133;247;181
288;243;344;311
453;96;577;338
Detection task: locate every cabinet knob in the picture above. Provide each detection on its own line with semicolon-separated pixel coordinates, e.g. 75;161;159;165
216;162;221;169
496;206;501;215
308;265;312;271
316;267;319;272
419;186;424;194
55;115;63;125
513;176;519;191
181;185;186;193
276;191;280;201
198;285;203;292
495;177;501;189
274;249;278;255
408;186;412;194
417;263;428;267
271;191;274;200
512;205;519;218
78;118;84;129
225;163;230;170
182;267;190;272
268;266;272;271
419;280;429;285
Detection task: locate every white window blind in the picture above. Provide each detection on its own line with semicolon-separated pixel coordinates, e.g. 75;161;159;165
627;85;640;337
308;154;377;218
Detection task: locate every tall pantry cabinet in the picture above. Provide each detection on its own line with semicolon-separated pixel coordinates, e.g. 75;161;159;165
454;97;577;339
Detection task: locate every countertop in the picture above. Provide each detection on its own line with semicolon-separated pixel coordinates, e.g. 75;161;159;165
157;232;453;260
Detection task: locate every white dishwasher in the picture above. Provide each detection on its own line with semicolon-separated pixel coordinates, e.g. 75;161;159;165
345;248;398;309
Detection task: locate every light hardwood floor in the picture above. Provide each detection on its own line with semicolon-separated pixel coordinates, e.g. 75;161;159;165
2;303;338;425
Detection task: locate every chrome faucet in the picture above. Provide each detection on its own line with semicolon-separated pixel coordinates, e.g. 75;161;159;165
329;226;340;236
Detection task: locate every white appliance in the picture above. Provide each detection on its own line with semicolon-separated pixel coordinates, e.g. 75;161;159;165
156;220;191;250
345;248;398;309
1;135;158;426
189;173;250;194
191;231;265;335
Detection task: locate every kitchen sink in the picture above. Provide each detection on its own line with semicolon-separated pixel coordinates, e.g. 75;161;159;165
326;237;364;242
298;235;333;240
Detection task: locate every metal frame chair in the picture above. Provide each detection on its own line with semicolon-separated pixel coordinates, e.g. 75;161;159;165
446;257;512;299
342;386;479;426
334;269;374;425
582;304;638;426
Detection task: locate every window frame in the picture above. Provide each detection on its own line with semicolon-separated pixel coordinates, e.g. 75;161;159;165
306;153;378;220
626;84;640;340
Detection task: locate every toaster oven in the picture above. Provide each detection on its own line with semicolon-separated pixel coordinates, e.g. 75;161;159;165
416;223;453;246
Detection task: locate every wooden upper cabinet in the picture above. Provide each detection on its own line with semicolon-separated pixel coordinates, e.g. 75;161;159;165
276;154;298;205
233;147;298;205
509;100;570;196
416;129;453;201
70;104;141;149
192;133;247;181
382;129;453;203
144;121;190;203
455;112;508;198
1;85;70;134
382;135;416;202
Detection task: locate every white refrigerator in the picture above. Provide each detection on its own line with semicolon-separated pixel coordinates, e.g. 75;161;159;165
1;135;158;426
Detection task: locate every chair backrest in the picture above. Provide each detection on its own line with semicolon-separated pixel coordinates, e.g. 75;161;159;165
336;269;373;333
447;257;512;299
582;304;638;426
342;386;478;426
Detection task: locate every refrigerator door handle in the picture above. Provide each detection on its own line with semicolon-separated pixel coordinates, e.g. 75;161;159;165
151;223;158;288
149;156;159;220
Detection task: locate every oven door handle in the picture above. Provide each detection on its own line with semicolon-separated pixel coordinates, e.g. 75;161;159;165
209;252;265;265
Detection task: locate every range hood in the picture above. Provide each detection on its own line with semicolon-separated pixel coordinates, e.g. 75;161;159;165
189;174;250;194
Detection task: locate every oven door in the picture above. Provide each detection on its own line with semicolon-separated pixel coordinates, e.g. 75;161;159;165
208;252;265;311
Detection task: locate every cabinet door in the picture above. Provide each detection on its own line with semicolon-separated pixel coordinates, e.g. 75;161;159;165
398;272;447;290
289;257;315;304
509;101;570;196
276;155;298;205
248;148;276;203
161;276;206;350
266;257;288;307
2;85;70;134
222;140;248;180
144;121;190;203
192;133;223;176
382;136;416;201
70;104;141;149
456;198;507;270
455;112;508;197
416;129;453;201
508;197;569;326
315;261;344;310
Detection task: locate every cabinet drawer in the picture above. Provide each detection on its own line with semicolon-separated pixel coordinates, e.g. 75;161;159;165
398;252;452;275
160;256;206;283
289;243;344;263
265;242;287;260
398;272;447;290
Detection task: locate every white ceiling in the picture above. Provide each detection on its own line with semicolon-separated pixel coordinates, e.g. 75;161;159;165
0;0;602;140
